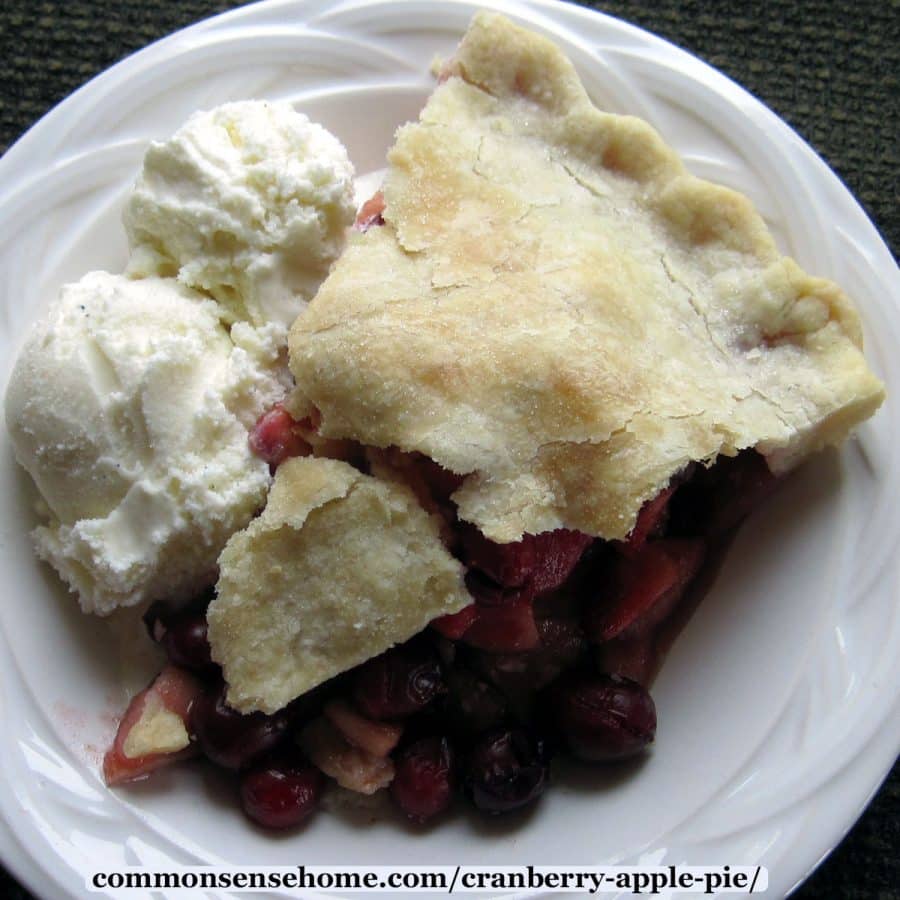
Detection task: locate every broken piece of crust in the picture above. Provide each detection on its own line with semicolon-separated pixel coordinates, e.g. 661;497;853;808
289;12;884;543
207;457;470;714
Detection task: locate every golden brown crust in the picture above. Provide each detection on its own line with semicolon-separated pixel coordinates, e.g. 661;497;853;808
207;457;469;713
289;12;884;542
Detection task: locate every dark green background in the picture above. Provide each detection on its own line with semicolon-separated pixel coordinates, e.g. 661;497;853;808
0;1;897;897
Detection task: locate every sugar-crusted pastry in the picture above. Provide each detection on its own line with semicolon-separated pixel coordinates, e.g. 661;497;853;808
207;456;470;713
289;12;884;543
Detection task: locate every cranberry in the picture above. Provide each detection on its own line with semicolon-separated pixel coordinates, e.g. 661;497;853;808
240;759;322;829
143;601;174;643
355;191;386;231
143;590;212;644
464;728;548;814
555;674;656;762
352;645;444;720
160;612;217;675
190;683;288;770
249;404;310;469
391;737;455;823
433;635;457;669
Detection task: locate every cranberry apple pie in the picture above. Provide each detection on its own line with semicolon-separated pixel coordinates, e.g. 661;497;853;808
105;13;884;828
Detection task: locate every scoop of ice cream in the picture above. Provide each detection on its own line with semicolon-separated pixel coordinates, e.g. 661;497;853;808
5;272;287;615
124;100;356;328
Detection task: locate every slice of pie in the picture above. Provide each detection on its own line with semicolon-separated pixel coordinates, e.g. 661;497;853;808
288;11;884;544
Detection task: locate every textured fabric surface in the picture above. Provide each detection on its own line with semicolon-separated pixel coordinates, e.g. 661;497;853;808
0;1;897;898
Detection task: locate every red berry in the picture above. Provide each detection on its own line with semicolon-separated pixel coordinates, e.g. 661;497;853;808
143;600;176;643
464;728;548;815
190;683;288;770
352;645;444;720
240;761;322;829
161;612;217;675
355;191;386;231
391;737;454;823
249;404;309;469
143;590;212;643
555;674;656;762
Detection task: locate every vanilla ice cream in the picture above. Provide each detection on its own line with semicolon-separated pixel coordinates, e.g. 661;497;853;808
5;272;287;615
124;100;356;328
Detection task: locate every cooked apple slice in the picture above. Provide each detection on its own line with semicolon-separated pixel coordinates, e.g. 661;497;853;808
103;665;203;785
431;604;479;639
298;717;394;795
323;700;403;758
462;597;540;653
585;539;706;642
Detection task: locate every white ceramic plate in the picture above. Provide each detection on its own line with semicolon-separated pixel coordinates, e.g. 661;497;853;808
1;1;898;898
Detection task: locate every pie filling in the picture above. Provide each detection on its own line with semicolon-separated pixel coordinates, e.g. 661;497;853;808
104;403;778;826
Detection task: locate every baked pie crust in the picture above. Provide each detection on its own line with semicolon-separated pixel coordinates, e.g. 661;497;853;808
208;457;470;713
288;12;884;544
